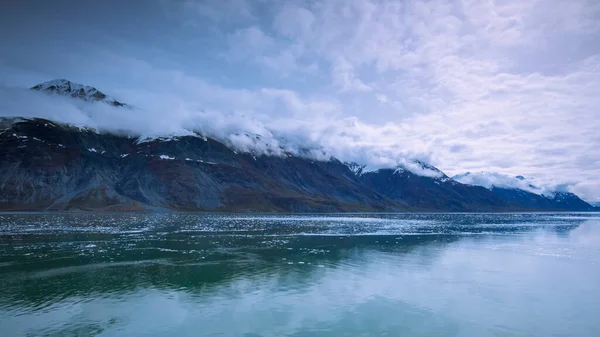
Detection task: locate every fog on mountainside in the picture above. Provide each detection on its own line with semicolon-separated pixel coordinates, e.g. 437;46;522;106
1;80;440;176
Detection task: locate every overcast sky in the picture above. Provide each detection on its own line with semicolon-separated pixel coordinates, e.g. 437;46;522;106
1;0;599;202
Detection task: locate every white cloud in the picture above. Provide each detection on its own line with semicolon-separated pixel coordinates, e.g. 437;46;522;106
453;172;555;196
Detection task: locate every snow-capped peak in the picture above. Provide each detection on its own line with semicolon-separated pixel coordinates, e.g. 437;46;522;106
397;159;447;179
344;159;448;179
31;79;127;107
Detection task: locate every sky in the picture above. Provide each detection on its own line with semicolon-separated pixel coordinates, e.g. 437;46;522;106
0;0;599;203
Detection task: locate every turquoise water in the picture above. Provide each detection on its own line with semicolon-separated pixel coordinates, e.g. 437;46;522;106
0;212;599;336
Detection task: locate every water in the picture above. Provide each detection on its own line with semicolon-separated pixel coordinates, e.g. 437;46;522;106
0;213;599;336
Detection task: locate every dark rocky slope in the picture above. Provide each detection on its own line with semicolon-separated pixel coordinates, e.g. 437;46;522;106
1;117;595;212
490;187;595;211
357;168;509;211
0;118;403;211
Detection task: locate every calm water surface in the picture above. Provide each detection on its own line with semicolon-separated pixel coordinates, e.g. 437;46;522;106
0;212;599;336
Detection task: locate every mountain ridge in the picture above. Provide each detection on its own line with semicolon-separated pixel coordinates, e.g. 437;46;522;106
2;115;593;212
0;79;594;212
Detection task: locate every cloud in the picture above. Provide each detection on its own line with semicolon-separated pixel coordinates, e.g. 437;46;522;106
1;0;600;202
0;86;190;138
453;172;556;196
226;26;275;57
331;57;373;93
0;81;447;180
0;85;433;172
273;5;315;39
375;94;388;103
181;0;256;27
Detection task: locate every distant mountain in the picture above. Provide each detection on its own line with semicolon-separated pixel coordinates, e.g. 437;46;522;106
356;167;508;211
0;79;594;212
31;79;127;107
453;172;595;211
452;171;544;194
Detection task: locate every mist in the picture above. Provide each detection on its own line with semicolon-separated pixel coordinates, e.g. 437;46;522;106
0;86;442;177
452;172;562;197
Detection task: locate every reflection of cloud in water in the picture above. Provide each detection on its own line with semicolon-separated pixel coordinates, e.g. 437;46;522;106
0;213;599;336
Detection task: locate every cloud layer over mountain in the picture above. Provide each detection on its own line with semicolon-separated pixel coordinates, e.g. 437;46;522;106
452;172;560;196
1;0;599;202
0;84;440;177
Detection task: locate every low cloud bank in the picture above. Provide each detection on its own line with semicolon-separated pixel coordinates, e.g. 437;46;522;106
0;86;438;176
452;171;564;197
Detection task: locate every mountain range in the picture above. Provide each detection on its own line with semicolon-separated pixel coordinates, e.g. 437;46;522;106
0;79;596;212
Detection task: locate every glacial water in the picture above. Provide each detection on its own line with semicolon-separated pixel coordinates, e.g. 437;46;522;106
0;212;599;336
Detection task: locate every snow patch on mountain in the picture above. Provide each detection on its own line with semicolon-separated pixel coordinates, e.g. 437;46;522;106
345;162;365;175
344;162;381;176
391;159;446;179
136;131;201;144
404;159;446;179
